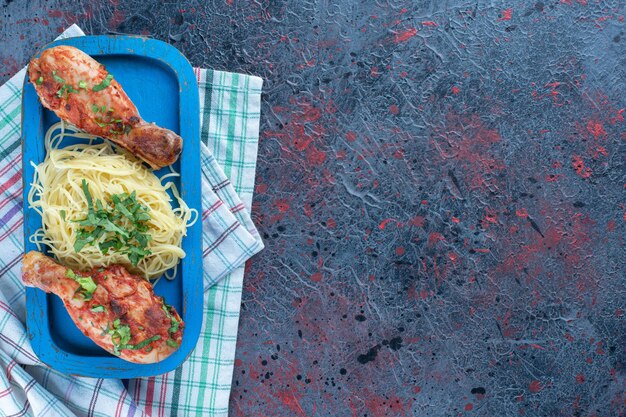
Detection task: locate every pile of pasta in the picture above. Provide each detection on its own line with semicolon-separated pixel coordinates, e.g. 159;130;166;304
28;122;197;280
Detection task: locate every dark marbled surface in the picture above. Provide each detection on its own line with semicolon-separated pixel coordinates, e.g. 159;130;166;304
2;0;625;416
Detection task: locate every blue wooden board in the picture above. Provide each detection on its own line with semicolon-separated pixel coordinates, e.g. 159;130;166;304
21;35;203;378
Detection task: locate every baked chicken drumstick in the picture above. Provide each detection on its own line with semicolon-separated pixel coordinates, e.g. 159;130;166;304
27;45;181;169
22;251;183;364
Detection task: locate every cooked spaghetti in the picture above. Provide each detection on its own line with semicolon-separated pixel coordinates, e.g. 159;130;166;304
28;122;197;280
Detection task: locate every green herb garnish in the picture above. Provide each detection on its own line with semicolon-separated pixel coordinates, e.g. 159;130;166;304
78;80;87;89
92;74;113;92
112;325;131;345
127;335;161;350
108;319;132;355
51;70;79;98
52;70;65;83
91;305;105;312
73;179;152;266
65;269;97;300
56;84;78;99
92;105;109;114
36;76;43;85
161;304;180;335
91;105;126;131
166;339;179;347
108;318;161;353
168;317;180;334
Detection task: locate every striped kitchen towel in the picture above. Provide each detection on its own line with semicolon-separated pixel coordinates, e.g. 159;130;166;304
0;25;264;416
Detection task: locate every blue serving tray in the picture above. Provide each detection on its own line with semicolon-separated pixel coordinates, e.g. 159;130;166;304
21;35;203;378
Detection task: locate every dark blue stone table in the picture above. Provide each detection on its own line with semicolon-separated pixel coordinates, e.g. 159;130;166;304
2;1;624;416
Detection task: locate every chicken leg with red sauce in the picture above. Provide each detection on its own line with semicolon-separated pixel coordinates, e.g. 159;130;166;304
22;251;183;364
27;45;181;169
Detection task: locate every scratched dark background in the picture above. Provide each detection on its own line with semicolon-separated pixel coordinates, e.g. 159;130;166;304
2;0;625;416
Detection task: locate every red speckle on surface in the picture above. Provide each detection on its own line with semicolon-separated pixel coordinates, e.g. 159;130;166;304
265;98;330;161
303;204;313;218
594;146;608;157
276;389;306;417
586;120;606;139
256;183;268;194
274;199;291;213
516;208;529;218
291;132;313;151
609;108;625;124
395;246;406;256
413;386;421;394
1;58;19;77
364;393;413;417
302;104;322;122
306;145;327;165
309;272;322;283
606;219;616;231
434;111;504;190
389;104;400;115
465;403;474;411
422;21;438;27
499;8;513;21
451;86;461;94
571;155;592;178
48;10;63;18
234;359;242;367
483;208;498;225
394;28;417;43
546;174;563;182
393;148;405;159
346;131;357;142
379;218;400;230
428;232;445;246
409;215;425;227
529;380;542;393
109;9;125;27
326;218;336;229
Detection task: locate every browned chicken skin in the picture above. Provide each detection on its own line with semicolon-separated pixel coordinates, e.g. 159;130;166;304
27;45;182;169
22;251;183;364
